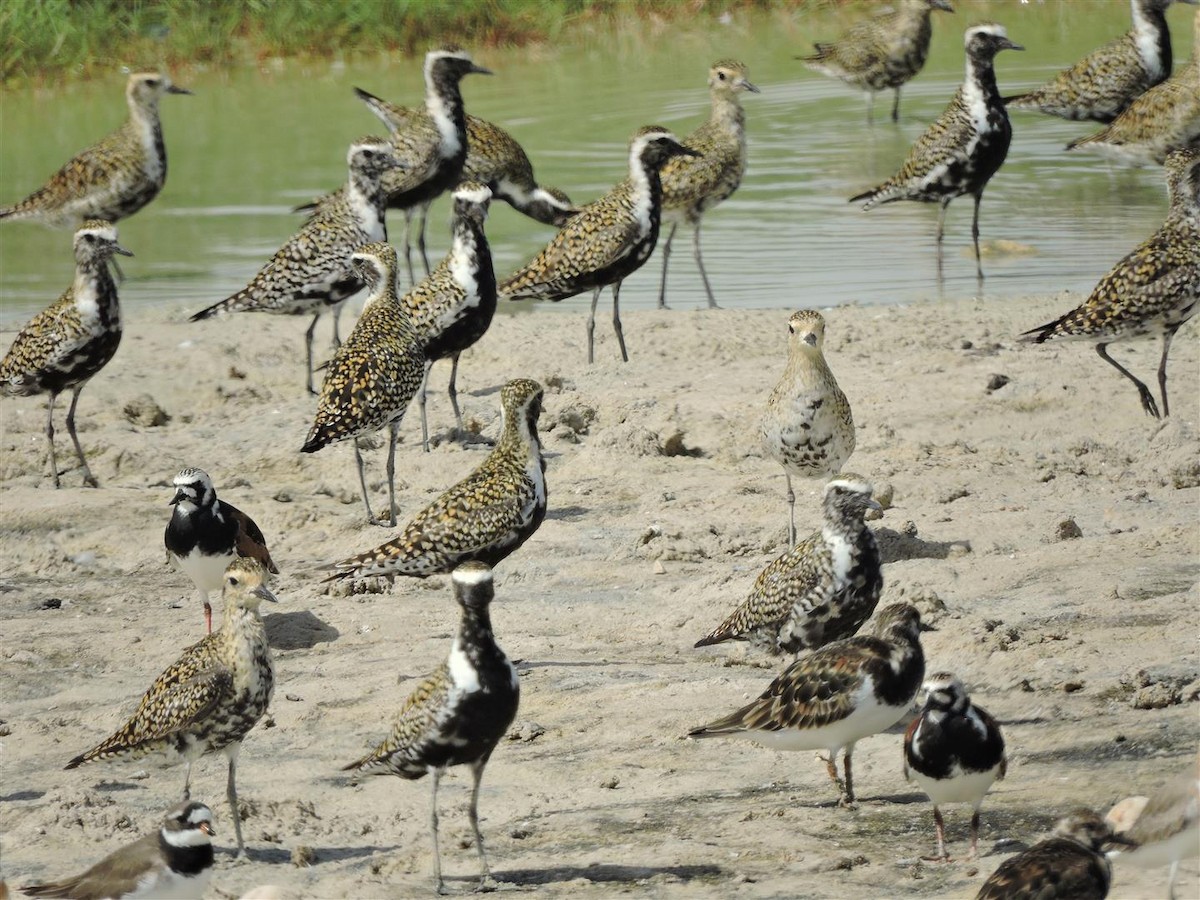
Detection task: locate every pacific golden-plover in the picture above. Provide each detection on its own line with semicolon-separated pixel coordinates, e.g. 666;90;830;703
501;127;699;363
689;603;926;807
342;562;519;894
0;73;190;228
189;137;400;395
657;60;759;310
851;23;1022;280
354;47;491;285
326;378;546;585
1067;11;1200;166
695;475;881;655
21;801;215;900
359;93;576;227
1006;0;1186;123
65;558;277;859
0;220;131;488
1113;756;1200;900
1020;143;1198;419
904;673;1007;861
976;810;1133;899
801;0;955;123
397;183;498;452
760;310;856;545
301;243;426;527
165;467;279;634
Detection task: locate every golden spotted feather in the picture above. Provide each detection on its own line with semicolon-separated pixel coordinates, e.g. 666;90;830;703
343;664;451;776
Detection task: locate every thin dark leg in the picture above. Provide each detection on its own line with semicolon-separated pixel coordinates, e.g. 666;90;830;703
468;758;496;891
418;359;433;453
200;590;213;635
430;769;445;894
417;202;432;277
891;87;901;123
972;192;984;282
841;747;856;806
354;438;377;523
657;222;677;309
447;352;463;435
305;314;320;396
785;474;796;545
330;302;343;348
1096;343;1159;418
587;287;600;365
402;209;416;287
227;751;246;858
1157;325;1179;418
935;199;949;283
968;809;981;860
65;386;97;487
384;421;399;528
612;281;629;363
182;762;193;801
44;392;60;488
934;807;949;860
693;219;718;309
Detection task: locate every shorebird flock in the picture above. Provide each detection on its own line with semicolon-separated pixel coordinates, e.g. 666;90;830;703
1;2;1198;897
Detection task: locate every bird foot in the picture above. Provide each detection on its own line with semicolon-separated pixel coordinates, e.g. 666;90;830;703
367;512;397;528
920;853;953;863
474;875;499;893
837;794;858;810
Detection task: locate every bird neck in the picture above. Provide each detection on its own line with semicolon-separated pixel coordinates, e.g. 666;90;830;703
449;211;492;279
159;828;215;876
963;53;1001;108
361;276;399;312
72;256;121;325
821;499;866;539
627;149;665;227
219;603;267;645
708;89;746;136
1131;0;1171;77
346;169;389;223
494;403;541;461
425;71;467;159
783;347;835;386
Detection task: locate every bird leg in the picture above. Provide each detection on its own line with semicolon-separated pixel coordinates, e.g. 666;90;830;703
922;806;952;861
330;302;343;349
1157;324;1179;418
383;421;399;529
657;222;678;309
227;749;247;858
786;474;797;545
65;385;97;487
418;359;433;453
1096;343;1159;418
199;589;213;635
972;192;984;283
587;287;601;365
1167;859;1180;900
612;281;629;363
430;769;445;895
181;761;194;802
354;438;378;524
968;808;982;860
693;219;718;309
840;748;856;807
305;314;320;396
891;87;901;123
469;758;497;892
417;202;432;278
447;352;464;438
402;209;417;287
819;752;847;798
45;392;60;489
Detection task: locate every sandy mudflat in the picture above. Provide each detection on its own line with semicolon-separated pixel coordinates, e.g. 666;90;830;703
1;294;1197;899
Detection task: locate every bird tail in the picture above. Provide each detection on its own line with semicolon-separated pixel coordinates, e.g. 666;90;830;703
190;286;257;322
687;716;743;739
849;185;887;209
353;86;409;134
1017;317;1065;344
1064;132;1101;152
693;624;735;649
798;42;833;63
1002;93;1031;107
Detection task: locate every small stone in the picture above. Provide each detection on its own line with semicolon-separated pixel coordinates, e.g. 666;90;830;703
1054;518;1083;541
510;825;532;840
1133;683;1180;710
0;724;12;736
939;487;970;504
508;721;545;743
285;693;303;702
1063;681;1084;694
600;776;620;789
39;598;63;611
901;520;919;537
653;560;666;575
873;482;894;510
123;394;170;427
291;845;317;867
273;490;294;503
986;374;1010;393
959;340;974;350
947;542;972;559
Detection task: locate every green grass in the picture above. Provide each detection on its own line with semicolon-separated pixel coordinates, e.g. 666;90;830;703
1;0;817;85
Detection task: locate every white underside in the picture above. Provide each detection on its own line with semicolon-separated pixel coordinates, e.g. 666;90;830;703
126;865;211;900
738;679;907;754
171;548;235;595
1115;825;1200;869
910;765;1001;808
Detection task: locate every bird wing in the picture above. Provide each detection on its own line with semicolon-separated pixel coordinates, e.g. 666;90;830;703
976;839;1110;900
661;128;741;209
0;290;82;388
1013;33;1149;115
221;500;280;574
888;94;976;189
3;127;132;221
21;833;161;900
342;664;451;774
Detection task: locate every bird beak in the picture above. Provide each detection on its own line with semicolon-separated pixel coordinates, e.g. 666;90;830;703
803;333;818;346
999;38;1024;52
919;622;938;633
199;821;215;836
470;63;493;76
1105;833;1138;848
253;584;279;604
932;0;954;12
866;499;884;512
676;144;703;159
739;78;761;94
113;243;134;258
167;84;193;95
168;489;184;506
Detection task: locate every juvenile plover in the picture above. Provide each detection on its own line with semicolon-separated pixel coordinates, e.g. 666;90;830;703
760;310;856;544
326;378;546;585
0;73;190;228
904;673;1007;861
342;562;519;893
1020;143;1198;419
851;23;1021;280
1067;12;1200;166
357;93;576;227
189;136;401;394
1006;0;1187;124
165;467;279;633
21;801;215;900
66;558;278;858
976;808;1133;899
398;183;498;452
801;0;955;123
302;242;426;527
0;220;131;488
689;603;926;807
1112;755;1200;900
354;47;491;284
695;475;881;655
657;60;759;309
501;127;700;363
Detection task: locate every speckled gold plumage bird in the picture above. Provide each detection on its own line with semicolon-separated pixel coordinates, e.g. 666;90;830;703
342;562;519;894
0;73;190;228
1020;143;1198;418
801;0;955;123
0;220;131;488
65;558;277;858
656;60;759;310
501;127;699;363
1006;0;1190;123
302;242;426;527
326;378;546;584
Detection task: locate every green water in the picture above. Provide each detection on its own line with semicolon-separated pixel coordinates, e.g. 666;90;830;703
0;0;1195;328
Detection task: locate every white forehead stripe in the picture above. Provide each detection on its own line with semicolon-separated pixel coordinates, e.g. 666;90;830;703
454;185;492;203
966;24;1007;42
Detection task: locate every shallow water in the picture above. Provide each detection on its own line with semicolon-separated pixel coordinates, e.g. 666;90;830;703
0;0;1195;329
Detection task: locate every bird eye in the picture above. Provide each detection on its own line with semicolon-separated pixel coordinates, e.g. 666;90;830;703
718;71;727;81
227;575;239;586
787;325;795;334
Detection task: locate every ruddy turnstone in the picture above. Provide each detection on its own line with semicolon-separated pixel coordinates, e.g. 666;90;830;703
164;467;279;633
342;562;519;893
66;558;277;858
695;474;881;655
689;603;926;806
904;672;1007;860
500;127;700;363
760;310;856;545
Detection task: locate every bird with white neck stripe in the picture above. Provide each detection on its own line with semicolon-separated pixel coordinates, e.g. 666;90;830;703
501;126;700;363
851;23;1022;281
21;801;215;900
342;562;519;894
